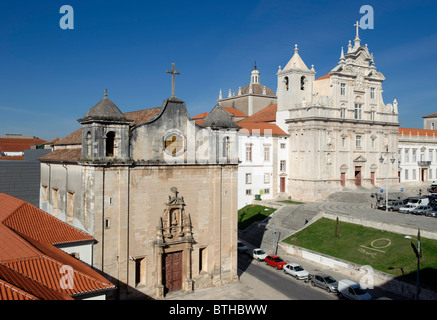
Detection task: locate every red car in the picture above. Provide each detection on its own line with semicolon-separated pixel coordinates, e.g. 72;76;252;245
264;255;287;270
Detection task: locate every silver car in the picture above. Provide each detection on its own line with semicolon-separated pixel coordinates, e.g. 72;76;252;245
410;205;432;215
311;274;338;293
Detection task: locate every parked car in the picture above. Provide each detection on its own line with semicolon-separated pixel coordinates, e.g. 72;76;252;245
407;197;429;207
249;248;267;261
410;205;433;215
426;209;437;217
337;279;372;300
378;200;404;211
264;255;287;270
283;263;309;280
237;240;248;252
311;274;338;293
428;183;437;194
399;204;416;213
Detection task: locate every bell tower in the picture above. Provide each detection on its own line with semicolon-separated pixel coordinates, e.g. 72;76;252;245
78;89;132;161
276;44;316;131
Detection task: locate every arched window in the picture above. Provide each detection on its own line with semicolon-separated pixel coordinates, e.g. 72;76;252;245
300;76;306;90
106;131;115;157
86;131;92;157
223;136;230;159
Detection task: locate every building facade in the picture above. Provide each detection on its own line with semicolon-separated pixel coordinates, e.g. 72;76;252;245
39;70;240;299
276;27;400;201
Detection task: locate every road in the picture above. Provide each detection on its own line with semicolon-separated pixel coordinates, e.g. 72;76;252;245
238;251;337;300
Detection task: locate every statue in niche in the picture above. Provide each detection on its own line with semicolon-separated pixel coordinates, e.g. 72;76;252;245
157;187;193;244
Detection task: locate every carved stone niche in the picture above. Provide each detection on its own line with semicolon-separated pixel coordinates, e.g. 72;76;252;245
156;187;194;246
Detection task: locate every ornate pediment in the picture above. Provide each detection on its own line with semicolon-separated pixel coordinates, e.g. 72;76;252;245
353;155;367;163
156;187;194;245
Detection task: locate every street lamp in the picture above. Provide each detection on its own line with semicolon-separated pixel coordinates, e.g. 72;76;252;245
379;153;396;211
405;233;421;300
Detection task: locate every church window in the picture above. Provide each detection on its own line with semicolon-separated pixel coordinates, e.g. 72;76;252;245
300;76;306;90
86;131;92;157
432;123;435;130
354;103;362;120
135;257;146;287
370;110;375;121
284;77;289;91
67;191;74;224
340;83;346;96
405;149;409;163
223;137;230;159
106;131;116;157
245;173;252;184
164;133;184;156
199;248;207;272
370;87;375;99
412;149;417;162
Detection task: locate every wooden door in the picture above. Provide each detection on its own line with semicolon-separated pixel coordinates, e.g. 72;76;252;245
163;251;182;293
355;167;361;186
280;177;285;193
371;172;375;185
340;173;345;187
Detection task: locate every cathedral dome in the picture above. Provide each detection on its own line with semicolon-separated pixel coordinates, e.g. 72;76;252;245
240;83;275;96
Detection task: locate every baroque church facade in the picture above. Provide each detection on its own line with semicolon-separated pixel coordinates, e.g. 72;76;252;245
39;65;240;299
275;24;400;200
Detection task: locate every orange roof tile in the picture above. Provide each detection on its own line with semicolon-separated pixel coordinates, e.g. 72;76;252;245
399;128;437;137
238;122;288;136
238;104;277;124
222;107;248;118
192;112;209;120
423;113;437;118
315;74;330;81
39;148;82;162
0;137;47;153
0;194;115;300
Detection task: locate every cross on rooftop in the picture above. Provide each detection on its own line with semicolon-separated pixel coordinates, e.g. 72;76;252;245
354;21;361;38
166;63;180;97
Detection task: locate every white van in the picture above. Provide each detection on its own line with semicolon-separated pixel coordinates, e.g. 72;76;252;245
337;279;372;300
407;197;429;207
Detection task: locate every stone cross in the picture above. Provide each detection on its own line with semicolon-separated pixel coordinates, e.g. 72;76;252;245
354;21;361;38
166;63;180;97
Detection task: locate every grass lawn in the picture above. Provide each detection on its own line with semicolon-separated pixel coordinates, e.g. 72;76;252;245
278;200;304;204
238;205;276;230
283;217;437;289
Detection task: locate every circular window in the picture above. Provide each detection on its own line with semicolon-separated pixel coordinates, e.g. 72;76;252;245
164;131;185;157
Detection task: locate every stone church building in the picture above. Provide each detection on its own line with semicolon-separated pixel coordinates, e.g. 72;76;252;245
39;64;240;299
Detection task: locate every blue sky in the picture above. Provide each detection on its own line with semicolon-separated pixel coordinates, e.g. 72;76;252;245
0;0;436;141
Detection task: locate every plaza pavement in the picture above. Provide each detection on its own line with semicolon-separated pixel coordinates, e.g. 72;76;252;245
168;184;436;300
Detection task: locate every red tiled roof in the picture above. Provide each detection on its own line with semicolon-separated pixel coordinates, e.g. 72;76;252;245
39;148;82;162
423;113;437;118
0;193;115;300
0;156;24;161
0;137;47;153
191;112;209;120
238;104;277;124
399;128;437;137
315;74;330;81
238;122;288;136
